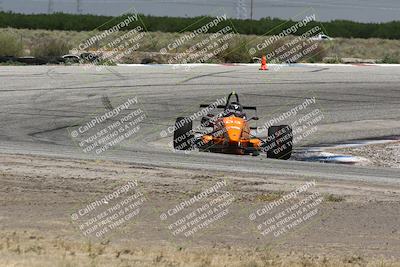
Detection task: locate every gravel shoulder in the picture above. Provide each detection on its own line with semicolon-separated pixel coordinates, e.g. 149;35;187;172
328;142;400;168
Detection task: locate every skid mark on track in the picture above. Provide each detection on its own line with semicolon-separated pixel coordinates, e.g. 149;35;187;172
310;67;330;73
101;95;114;111
178;70;238;84
28;124;79;137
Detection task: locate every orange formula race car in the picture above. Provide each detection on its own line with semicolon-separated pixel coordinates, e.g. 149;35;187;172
173;92;293;160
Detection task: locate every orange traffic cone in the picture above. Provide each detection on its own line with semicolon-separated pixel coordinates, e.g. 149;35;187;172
259;55;268;71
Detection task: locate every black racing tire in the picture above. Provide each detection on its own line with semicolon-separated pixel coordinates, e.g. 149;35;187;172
173;117;194;150
15;57;47;65
266;125;293;160
141;58;160;64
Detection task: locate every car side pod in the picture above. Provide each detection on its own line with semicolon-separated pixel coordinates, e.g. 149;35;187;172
266;125;293;160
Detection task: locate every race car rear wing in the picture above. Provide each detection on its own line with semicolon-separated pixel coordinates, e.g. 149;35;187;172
199;104;257;110
243;106;257;110
199;104;226;109
199;92;256;110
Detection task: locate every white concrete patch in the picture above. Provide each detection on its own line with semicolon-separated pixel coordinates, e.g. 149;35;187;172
295;138;400;165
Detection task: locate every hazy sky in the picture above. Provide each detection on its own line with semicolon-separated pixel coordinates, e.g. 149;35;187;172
1;0;400;22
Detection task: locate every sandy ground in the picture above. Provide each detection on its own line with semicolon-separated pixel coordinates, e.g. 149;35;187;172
1;153;400;266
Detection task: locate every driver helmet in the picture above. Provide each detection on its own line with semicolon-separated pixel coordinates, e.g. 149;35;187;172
226;102;245;117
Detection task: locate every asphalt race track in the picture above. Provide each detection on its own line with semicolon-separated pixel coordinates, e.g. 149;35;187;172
1;64;400;183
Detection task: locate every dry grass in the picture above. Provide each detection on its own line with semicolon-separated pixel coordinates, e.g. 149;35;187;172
255;191;285;202
325;37;400;63
1;27;400;63
1;231;399;267
31;37;72;57
323;194;345;202
0;31;23;56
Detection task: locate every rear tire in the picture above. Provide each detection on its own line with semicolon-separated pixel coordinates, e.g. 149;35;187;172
173;117;194;150
266;125;293;160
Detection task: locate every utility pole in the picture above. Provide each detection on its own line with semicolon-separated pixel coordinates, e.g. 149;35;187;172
47;0;54;14
236;0;248;19
250;0;253;20
77;0;82;14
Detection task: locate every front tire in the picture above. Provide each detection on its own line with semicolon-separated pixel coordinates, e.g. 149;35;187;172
173;117;194;150
266;125;293;160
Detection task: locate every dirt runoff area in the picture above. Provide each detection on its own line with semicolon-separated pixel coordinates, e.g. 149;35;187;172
1;153;400;267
